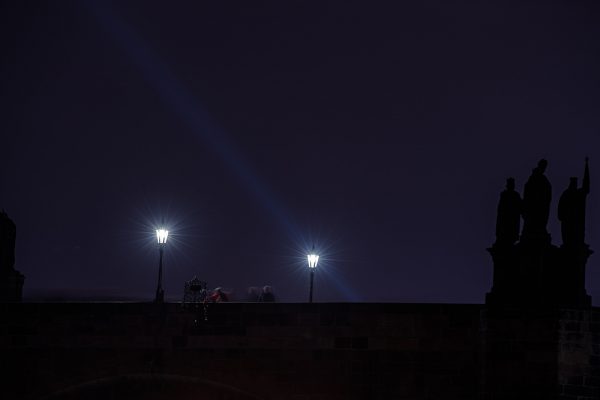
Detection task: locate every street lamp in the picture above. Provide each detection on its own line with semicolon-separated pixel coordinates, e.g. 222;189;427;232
307;248;319;303
155;228;169;303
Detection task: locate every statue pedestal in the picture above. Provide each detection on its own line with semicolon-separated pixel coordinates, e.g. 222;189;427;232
0;269;25;302
486;240;591;307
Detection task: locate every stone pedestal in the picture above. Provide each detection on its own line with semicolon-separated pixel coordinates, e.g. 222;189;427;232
486;238;592;307
0;269;25;302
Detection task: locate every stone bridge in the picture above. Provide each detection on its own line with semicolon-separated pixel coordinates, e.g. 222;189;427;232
2;302;599;399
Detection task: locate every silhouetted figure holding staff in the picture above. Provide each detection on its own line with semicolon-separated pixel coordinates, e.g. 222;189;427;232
522;159;552;240
558;158;590;247
495;178;522;246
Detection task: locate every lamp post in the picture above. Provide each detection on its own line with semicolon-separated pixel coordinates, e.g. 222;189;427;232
155;228;169;303
307;249;319;303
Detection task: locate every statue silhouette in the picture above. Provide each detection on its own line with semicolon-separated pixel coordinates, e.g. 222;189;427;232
522;159;552;239
495;178;522;245
487;158;593;308
0;210;16;274
558;158;590;247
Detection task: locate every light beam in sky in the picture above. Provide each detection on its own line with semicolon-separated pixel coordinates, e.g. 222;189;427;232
85;0;300;239
83;0;362;301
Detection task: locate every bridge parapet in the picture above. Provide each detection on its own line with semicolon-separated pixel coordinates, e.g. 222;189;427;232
1;302;598;399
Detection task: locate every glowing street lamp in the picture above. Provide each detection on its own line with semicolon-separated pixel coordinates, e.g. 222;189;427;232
307;249;319;303
155;228;169;303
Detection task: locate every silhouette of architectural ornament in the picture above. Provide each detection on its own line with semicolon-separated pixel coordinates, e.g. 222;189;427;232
487;159;593;307
0;210;24;302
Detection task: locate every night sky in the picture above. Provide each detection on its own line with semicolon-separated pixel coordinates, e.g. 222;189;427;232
2;1;600;303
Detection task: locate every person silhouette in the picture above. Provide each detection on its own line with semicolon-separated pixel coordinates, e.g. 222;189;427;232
522;159;552;240
495;178;522;245
558;158;590;246
246;286;260;302
209;287;229;302
258;286;276;302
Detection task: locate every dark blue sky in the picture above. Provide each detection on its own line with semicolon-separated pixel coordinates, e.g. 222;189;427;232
2;0;600;303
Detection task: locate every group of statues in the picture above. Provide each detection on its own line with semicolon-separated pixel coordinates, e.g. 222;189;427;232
496;158;590;247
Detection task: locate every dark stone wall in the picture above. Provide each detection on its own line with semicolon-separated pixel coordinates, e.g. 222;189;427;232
2;303;482;400
1;303;598;400
482;307;562;399
481;307;600;400
557;309;600;400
